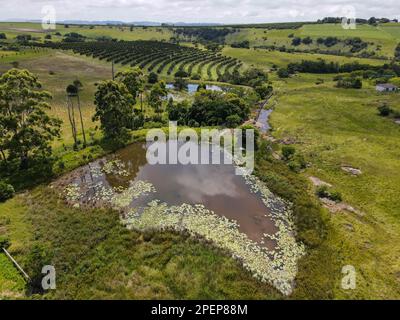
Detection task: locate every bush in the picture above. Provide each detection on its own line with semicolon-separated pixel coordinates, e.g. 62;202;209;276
226;114;242;128
277;68;289;78
378;103;393;117
0;181;15;202
316;185;342;202
174;69;189;78
282;145;296;160
191;73;201;80
0;235;11;249
148;72;158;84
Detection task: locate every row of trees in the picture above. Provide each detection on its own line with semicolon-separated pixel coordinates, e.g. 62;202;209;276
167;90;250;128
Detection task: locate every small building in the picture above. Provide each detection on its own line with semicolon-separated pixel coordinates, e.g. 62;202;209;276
376;83;398;92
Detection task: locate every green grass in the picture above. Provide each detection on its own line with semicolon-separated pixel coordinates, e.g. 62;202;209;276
225;23;400;59
222;46;385;70
0;188;281;299
0;22;173;43
269;73;400;298
0;253;26;299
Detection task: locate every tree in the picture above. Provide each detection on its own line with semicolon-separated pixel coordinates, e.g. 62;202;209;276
66;84;78;146
378;103;393;116
93;80;134;142
167;99;189;125
0;69;61;168
148;72;158;84
149;81;167;114
115;68;144;112
255;83;273;99
187;91;250;126
173;77;188;91
68;80;87;146
291;37;301;46
277;68;289;78
368;17;377;25
115;68;144;99
226;114;242;128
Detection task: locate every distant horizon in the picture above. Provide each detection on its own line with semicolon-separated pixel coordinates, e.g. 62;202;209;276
1;0;399;25
0;17;399;27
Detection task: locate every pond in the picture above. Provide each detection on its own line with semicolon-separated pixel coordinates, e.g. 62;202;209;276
166;83;226;94
57;142;277;247
55;142;304;295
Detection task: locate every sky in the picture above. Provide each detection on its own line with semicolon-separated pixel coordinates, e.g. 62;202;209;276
0;0;399;24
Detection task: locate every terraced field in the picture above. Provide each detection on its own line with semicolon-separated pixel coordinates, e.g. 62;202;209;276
34;40;242;80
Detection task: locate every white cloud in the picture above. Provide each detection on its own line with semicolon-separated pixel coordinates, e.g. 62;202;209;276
0;0;399;23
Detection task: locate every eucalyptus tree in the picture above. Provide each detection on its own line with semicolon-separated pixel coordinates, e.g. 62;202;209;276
149;81;167;115
73;79;87;147
0;69;61;168
93;80;134;143
66;84;78;146
115;68;145;112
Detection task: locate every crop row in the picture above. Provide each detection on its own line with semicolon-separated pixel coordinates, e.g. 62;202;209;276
32;41;241;79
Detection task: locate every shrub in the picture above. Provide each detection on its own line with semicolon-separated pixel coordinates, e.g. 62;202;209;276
148;72;158;84
226;114;242;128
282;145;296;160
378;103;393;117
0;235;11;249
174;69;189;78
0;181;15;202
316;185;342;202
277;68;289;78
291;37;301;46
191;73;201;80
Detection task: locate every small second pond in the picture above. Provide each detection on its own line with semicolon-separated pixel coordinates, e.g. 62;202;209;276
166;83;226;94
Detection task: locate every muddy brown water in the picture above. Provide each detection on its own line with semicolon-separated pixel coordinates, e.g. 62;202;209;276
57;142;278;248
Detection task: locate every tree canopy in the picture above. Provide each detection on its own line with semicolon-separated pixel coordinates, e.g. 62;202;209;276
0;69;61;168
93;80;134;142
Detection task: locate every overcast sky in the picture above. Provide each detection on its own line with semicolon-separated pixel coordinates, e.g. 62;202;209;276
0;0;399;23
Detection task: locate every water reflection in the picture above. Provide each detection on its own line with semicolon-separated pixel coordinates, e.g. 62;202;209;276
58;142;278;247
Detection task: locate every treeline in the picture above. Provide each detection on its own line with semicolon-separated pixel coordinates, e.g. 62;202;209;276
218;67;268;87
290;36;369;53
317;17;398;24
286;59;400;75
167;90;250;127
174;28;235;43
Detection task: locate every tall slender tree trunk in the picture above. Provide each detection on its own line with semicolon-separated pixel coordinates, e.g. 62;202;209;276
76;94;87;147
70;97;78;145
66;96;77;145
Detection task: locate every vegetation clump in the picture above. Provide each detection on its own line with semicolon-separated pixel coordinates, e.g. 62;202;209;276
316;185;342;203
0;181;15;202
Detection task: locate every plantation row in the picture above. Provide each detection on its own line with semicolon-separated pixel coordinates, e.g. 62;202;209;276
33;41;241;79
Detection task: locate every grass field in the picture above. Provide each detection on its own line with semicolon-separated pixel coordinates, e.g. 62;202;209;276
2;22;398;59
0;22;173;42
1;22;400;299
222;46;385;70
269;73;400;298
225;23;400;58
0;50;112;147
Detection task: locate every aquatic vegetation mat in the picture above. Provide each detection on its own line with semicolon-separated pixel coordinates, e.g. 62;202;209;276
58;157;305;295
